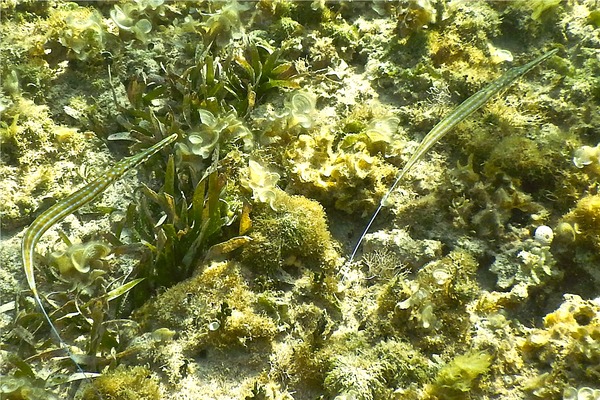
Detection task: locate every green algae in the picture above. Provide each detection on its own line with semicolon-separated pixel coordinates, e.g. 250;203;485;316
81;366;161;400
239;188;339;275
1;1;599;399
133;260;278;352
429;351;492;399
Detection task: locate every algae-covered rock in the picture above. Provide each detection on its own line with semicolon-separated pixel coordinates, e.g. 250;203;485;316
363;228;442;270
81;365;161;400
134;260;278;352
490;226;561;298
483;133;570;195
0;98;107;230
519;294;600;397
269;329;433;400
240;188;339;274
371;249;480;352
323;337;432;400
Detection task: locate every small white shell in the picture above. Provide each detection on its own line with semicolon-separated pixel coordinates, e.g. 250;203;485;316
534;225;554;246
573;145;600;168
208;321;221;331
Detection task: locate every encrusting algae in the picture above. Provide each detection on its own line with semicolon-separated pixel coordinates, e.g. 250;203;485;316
1;1;600;399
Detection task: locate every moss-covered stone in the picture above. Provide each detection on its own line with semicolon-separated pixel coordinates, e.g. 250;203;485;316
518;294;600;397
134;260;278;351
240;189;338;274
81;366;161;400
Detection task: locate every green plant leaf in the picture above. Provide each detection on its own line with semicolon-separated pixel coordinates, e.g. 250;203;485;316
162;155;175;197
105;278;145;302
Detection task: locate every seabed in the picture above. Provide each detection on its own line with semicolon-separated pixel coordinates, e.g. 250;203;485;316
1;1;599;399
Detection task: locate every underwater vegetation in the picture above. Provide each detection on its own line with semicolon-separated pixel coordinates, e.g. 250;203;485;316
80;365;162;400
1;0;600;399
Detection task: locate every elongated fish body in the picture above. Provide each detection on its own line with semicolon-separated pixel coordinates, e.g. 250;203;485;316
21;133;177;389
348;49;558;263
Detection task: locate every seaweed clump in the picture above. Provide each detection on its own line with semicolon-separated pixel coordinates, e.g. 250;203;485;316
426;351;492;400
563;194;600;252
133;260;278;352
555;194;600;289
269;330;433;399
239;188;339;275
519;294;600;397
81;365;161;400
284;128;399;215
371;249;480;352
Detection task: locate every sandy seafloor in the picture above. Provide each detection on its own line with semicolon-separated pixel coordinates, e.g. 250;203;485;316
1;1;600;399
